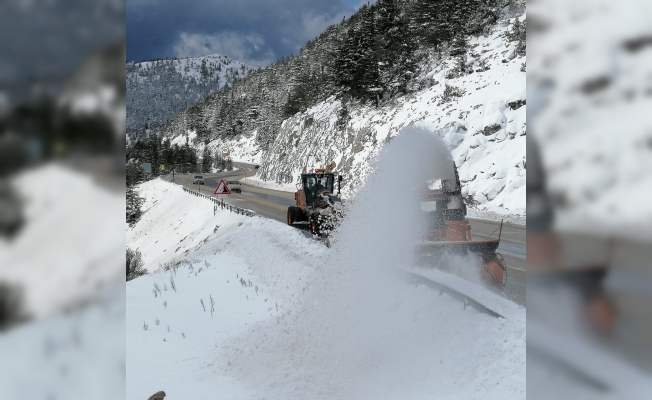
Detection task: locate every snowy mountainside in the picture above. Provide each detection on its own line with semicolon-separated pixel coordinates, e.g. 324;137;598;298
261;18;526;215
173;15;526;216
132;54;254;82
126;54;256;140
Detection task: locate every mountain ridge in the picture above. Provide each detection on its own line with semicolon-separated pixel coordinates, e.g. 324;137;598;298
126;53;256;140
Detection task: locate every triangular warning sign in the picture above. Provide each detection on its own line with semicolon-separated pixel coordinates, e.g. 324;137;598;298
214;179;231;195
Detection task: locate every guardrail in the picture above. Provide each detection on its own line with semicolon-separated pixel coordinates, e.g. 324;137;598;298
182;187;256;217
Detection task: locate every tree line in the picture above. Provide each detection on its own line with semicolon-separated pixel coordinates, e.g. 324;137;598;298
127;134;233;176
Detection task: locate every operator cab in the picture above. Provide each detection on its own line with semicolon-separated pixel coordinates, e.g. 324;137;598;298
296;168;343;209
302;173;335;207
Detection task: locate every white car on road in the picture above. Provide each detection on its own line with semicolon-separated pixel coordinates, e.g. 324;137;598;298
193;175;205;185
227;180;242;193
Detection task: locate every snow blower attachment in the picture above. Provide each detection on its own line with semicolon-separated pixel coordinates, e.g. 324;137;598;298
287;169;343;236
418;163;507;288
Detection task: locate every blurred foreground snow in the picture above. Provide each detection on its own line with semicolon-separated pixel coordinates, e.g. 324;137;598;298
528;0;652;398
0;163;125;399
0;0;125;397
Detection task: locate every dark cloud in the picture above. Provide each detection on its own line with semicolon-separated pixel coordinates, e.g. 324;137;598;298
127;0;375;66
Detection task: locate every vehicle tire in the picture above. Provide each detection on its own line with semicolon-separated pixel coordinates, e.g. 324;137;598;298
287;207;295;225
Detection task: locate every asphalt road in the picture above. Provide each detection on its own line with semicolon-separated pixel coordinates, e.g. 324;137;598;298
163;164;296;221
164;163;526;306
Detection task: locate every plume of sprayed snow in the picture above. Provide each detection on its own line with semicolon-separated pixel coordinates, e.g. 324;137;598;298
219;128;518;398
327;126;453;269
305;127;457;395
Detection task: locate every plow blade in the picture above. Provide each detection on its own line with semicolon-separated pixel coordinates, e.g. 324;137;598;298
416;239;507;288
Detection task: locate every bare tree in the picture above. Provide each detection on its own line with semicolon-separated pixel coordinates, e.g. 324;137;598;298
127;248;147;281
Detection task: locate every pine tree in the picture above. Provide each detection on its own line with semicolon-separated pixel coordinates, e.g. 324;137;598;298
410;0;456;48
507;18;526;57
160;137;172;172
334;4;382;103
126;185;144;227
336;102;350;131
449;35;469;77
377;0;417;98
147;134;161;176
188;145;199;173
283;81;309;118
126;161;145;226
126;161;145;187
172;143;184;172
201;144;212;173
214;153;226;171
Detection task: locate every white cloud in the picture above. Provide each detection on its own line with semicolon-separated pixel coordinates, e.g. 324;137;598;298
299;10;349;44
173;31;277;67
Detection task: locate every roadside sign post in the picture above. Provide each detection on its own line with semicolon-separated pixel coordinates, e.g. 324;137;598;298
213;179;232;198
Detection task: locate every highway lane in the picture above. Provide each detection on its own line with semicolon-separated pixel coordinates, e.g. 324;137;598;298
164;164;526;306
162;167;297;223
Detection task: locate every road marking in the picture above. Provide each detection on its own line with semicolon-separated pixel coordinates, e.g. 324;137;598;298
507;265;526;272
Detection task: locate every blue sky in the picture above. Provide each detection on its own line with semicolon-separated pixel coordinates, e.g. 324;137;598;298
127;0;375;66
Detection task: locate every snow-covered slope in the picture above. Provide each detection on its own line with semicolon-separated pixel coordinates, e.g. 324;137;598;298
127;132;525;399
171;15;526;217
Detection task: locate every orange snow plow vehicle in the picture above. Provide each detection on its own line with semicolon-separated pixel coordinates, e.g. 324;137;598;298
418;164;507;288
